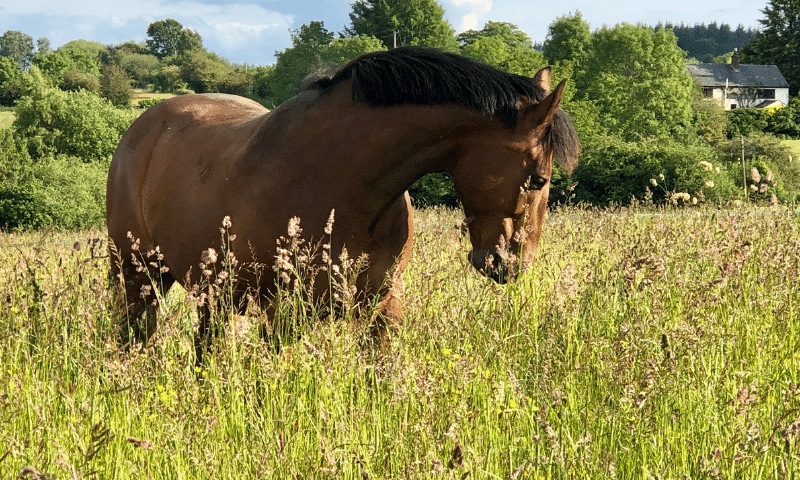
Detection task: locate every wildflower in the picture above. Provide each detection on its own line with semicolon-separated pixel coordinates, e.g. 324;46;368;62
705;181;715;188
750;167;761;183
659;173;665;181
201;248;218;265
650;178;658;187
287;217;302;238
324;209;335;235
692;197;698;205
715;166;721;174
759;183;769;193
765;171;774;183
670;192;691;203
750;184;759;192
222;216;232;228
699;161;713;172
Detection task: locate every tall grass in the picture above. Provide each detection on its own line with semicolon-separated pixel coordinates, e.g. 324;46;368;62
0;206;798;479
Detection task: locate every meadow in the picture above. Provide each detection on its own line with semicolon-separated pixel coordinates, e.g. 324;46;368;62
0;107;14;130
0;205;798;479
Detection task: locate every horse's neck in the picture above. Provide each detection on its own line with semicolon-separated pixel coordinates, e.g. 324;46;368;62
256;91;488;218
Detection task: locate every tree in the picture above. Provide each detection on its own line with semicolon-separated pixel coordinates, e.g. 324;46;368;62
577;24;695;140
742;0;800;96
263;22;385;106
100;64;133;107
543;12;592;66
0;30;35;70
36;38;50;57
13;67;136;161
458;22;545;77
177;29;203;56
33;48;101;85
345;0;458;50
146;19;201;58
119;53;160;88
0;57;22;106
180;50;231;93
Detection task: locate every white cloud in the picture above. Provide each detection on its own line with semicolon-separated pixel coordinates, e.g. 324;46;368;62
450;0;492;13
447;0;492;33
4;1;292;40
459;13;479;32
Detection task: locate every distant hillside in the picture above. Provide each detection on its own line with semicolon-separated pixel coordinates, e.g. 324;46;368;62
658;22;758;62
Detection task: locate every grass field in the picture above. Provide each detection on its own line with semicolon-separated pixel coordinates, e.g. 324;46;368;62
130;90;176;108
0;108;14;130
0;206;798;479
783;139;800;159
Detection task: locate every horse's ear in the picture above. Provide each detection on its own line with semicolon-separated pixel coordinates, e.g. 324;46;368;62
519;78;566;136
532;67;552;93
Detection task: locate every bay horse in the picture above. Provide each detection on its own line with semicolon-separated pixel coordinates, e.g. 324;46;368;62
106;47;579;350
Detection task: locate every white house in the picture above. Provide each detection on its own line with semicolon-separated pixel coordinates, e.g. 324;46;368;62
686;50;790;110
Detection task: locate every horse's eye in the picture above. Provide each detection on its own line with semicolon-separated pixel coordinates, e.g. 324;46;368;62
528;175;548;191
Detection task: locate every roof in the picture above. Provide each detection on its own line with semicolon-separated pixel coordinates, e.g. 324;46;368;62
686;63;790;89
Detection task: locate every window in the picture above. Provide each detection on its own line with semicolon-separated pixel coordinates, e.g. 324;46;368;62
703;87;714;98
758;89;776;99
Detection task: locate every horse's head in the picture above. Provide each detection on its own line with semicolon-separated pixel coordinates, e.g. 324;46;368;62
451;67;578;283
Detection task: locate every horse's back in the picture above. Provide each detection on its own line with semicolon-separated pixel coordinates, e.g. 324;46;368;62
107;94;269;255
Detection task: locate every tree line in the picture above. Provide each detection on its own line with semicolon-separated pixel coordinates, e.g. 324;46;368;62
1;0;800;230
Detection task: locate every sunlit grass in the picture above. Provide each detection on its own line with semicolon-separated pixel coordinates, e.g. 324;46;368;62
0;108;14;130
783;139;800;159
0;206;798;479
130;90;176;108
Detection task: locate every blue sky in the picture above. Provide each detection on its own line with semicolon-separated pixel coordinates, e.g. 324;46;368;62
0;0;769;66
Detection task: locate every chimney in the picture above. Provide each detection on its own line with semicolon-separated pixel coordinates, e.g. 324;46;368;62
732;48;740;69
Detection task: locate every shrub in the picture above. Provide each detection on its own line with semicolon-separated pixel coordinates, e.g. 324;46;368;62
0;158;107;231
716;134;800;201
13;68;137;162
572;135;738;205
727;108;769;137
61;69;100;93
0;131;106;230
0;182;52;230
409;173;459;207
100;64;133;107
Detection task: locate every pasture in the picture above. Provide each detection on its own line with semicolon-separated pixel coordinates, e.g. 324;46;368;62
130;90;176;108
0;108;14;130
0;206;798;479
784;139;800;159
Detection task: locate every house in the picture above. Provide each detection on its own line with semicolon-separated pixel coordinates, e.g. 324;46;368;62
686;50;790;110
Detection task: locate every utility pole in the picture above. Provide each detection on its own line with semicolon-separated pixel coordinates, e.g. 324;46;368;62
741;135;748;201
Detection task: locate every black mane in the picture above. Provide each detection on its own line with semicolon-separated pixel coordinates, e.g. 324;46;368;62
305;47;579;171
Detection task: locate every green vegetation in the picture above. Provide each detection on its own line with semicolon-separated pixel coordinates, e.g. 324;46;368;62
742;0;800;96
0;108;12;130
0;206;797;479
0;2;799;220
782;138;800;155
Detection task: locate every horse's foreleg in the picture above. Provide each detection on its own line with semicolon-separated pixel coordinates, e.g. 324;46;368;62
194;288;250;363
371;274;405;348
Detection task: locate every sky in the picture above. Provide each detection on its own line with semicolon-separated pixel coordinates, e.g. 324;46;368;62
0;0;770;66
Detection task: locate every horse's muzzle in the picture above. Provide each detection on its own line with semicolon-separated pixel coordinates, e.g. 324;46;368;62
468;248;519;284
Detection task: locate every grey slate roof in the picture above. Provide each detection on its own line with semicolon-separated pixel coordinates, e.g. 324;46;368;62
686;63;790;88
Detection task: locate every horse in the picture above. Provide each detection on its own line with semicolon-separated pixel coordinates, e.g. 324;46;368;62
106;47;579;351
